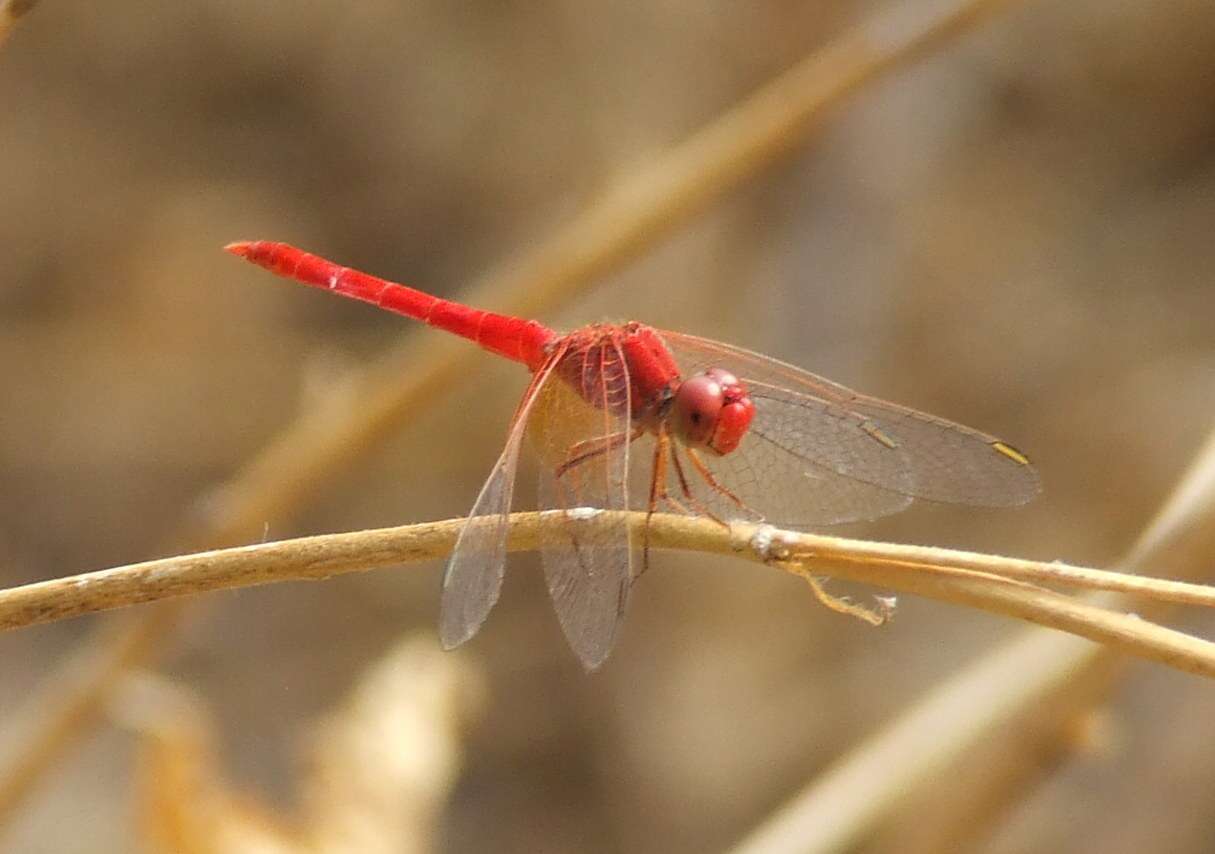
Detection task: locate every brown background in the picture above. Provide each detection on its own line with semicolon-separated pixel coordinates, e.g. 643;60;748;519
1;1;1214;851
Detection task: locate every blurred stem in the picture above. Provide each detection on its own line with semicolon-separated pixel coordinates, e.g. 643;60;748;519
1;513;1215;681
0;0;35;46
0;0;1028;832
876;427;1215;854
0;605;183;823
728;426;1215;854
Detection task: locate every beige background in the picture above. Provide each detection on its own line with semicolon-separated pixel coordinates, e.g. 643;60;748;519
1;1;1214;851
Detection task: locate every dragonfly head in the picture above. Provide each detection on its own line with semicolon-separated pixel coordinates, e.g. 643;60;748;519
671;368;755;455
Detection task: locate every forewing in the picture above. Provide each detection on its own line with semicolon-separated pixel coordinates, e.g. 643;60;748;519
653;431;913;528
660;331;1039;523
529;339;633;670
439;347;565;650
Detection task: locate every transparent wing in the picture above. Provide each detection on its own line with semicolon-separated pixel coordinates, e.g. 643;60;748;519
658;330;1039;527
529;339;633;670
439;346;566;650
636;429;913;528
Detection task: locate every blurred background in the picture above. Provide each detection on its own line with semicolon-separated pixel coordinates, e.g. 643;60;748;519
1;1;1214;851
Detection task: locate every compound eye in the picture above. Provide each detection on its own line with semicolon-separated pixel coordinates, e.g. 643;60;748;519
708;399;754;454
672;374;724;447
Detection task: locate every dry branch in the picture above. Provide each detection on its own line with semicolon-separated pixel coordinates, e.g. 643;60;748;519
2;513;1215;682
0;0;1034;829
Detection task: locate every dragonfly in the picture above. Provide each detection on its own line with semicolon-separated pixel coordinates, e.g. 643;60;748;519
227;241;1039;670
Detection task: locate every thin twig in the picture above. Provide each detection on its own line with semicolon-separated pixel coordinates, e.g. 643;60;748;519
728;426;1215;854
6;518;1215;632
776;537;1215;608
2;513;1214;681
0;0;1031;828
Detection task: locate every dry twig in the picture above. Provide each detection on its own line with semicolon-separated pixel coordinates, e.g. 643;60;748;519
0;0;1031;828
2;513;1215;681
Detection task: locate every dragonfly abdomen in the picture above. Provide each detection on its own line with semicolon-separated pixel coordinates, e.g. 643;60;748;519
226;241;556;370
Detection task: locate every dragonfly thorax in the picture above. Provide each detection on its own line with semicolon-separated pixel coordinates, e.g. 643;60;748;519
669;368;755;455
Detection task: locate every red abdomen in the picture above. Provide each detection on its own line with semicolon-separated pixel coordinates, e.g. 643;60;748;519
227;241;556;371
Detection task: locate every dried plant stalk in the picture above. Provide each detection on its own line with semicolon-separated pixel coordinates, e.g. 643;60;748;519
118;674;299;854
303;637;484;854
0;605;182;825
116;635;479;854
1;513;1214;682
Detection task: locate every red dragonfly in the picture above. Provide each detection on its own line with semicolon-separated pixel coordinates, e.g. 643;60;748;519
227;241;1039;669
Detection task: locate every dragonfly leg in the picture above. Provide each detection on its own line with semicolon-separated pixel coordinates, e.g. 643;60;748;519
684;446;765;521
641;428;673;578
554;427;641;479
667;444;727;526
